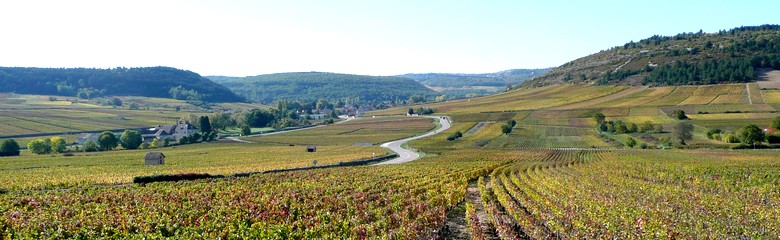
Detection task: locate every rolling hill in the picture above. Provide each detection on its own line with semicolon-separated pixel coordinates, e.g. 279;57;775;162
399;68;551;99
399;68;551;88
0;66;243;102
524;24;780;87
209;72;436;104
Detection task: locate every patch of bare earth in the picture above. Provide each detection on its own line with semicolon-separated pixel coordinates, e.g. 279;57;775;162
757;70;780;89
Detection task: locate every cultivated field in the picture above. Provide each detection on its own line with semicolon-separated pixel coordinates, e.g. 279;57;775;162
0;141;385;190
245;116;435;146
0;94;262;137
467;149;780;239
2;81;780;238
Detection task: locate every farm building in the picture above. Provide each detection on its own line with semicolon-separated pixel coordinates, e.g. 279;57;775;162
145;152;165;165
140;121;198;142
306;145;317;152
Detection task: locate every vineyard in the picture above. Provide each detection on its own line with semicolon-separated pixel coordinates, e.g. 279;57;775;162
0;142;385;190
0;150;507;238
465;149;780;239
245;117;435;146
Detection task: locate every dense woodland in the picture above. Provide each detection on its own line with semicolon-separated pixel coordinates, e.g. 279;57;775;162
0;67;243;102
209;72;436;104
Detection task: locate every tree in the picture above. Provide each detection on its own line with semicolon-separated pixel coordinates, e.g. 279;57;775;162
501;124;513;135
674;121;694;145
241;126;251;136
150;138;160;148
407;108;414;115
120;130;143;149
110;98;123;106
129;102;140;110
140;142;151;149
592;113;606;125
210;113;236;131
199;116;212;134
409;95;424;104
740;124;765;145
50;136;67;153
27;139;52;155
674;110;688;120
179;136;190;145
98;131;118;151
162;137;171;147
507;120;517;128
773;116;780;129
626;137;637;148
192;133;202;143
0;139;21;157
83;141;99;152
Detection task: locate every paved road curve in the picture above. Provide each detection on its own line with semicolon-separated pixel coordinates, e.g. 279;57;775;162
374;115;451;165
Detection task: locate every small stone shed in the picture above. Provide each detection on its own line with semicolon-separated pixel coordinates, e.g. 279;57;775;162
306;145;317;152
145;152;165;165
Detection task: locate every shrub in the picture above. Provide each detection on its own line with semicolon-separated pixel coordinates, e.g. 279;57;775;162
446;134;459;141
0;139;21;157
626;137;637;148
673;110;688;120
83;141;99;152
706;129;722;139
50;137;67;153
767;134;780;144
27;139;52;155
133;173;222;184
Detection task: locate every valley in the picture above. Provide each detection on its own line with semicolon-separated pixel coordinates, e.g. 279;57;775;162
1;24;779;239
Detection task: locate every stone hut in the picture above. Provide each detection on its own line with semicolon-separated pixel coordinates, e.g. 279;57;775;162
145;152;165;165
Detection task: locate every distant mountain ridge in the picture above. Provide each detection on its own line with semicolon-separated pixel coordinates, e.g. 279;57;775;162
399;68;551;88
209;72;436;104
0;66;243;102
523;24;780;87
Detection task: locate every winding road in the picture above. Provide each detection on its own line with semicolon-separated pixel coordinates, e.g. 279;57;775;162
373;115;451;165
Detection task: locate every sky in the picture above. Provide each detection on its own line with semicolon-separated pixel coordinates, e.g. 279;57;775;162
0;0;777;77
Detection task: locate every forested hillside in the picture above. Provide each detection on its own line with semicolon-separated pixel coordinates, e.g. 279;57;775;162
0;67;243;102
209;72;436;103
524;25;780;87
399;68;551;88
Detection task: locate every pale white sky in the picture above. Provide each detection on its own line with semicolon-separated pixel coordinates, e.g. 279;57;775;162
0;0;777;76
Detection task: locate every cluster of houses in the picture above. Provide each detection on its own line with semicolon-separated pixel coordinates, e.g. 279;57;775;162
76;120;198;145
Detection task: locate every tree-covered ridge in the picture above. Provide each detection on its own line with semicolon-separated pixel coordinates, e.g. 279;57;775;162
524;24;780;87
0;67;243;102
209;72;436;104
399;68;551;88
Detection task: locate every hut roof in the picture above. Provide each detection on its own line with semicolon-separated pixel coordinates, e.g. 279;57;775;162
145;152;165;160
